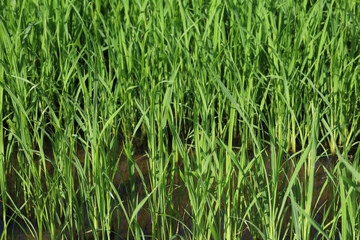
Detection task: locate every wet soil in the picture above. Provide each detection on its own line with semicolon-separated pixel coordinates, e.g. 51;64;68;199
1;137;352;239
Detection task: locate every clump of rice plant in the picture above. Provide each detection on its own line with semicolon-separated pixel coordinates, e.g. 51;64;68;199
0;0;359;239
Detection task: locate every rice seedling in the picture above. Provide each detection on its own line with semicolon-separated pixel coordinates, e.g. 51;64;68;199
0;0;359;239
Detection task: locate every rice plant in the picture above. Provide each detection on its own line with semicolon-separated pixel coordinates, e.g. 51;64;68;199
0;0;359;239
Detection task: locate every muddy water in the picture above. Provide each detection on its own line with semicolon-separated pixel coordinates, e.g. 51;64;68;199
2;138;190;239
1;138;342;239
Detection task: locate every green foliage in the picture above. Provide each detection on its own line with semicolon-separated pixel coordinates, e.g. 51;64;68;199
0;0;359;239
